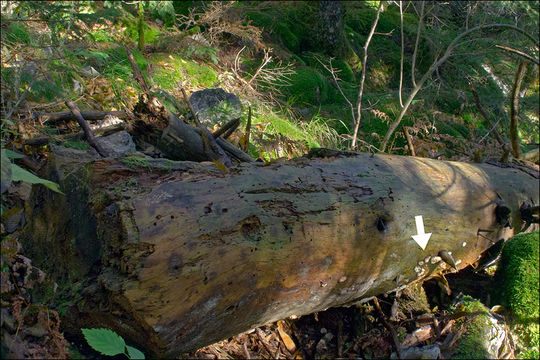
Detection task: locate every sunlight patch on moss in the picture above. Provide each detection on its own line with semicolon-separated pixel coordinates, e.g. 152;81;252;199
151;54;218;90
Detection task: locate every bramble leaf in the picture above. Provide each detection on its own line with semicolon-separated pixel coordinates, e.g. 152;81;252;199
10;163;64;194
82;328;126;357
126;345;145;359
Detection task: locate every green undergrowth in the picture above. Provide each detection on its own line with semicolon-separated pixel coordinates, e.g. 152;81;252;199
100;46;148;83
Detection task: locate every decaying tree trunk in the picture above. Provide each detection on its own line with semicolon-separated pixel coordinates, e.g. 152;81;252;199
21;146;538;357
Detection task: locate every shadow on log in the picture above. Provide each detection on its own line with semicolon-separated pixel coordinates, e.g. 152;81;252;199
21;146;539;357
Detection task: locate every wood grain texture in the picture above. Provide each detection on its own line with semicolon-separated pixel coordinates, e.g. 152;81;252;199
22;149;539;356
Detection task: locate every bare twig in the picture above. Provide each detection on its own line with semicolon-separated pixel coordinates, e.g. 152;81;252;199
315;56;356;126
180;88;233;167
470;87;510;160
240;106;252;152
247;48;272;86
213;118;240;139
373;29;394;36
495;45;539;65
65;100;108;157
403;126;416;156
126;47;150;93
351;1;384;149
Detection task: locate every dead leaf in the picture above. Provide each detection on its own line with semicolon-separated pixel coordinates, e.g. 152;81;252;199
277;320;296;353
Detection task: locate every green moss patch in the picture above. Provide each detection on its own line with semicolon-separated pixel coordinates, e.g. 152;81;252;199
449;296;493;359
151;54;218;90
278;67;330;106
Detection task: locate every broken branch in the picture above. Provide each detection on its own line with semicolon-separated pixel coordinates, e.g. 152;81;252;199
65;100;108;157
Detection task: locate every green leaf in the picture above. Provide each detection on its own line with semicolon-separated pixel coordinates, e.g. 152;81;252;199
126;345;145;359
4;149;25;159
10;164;64;194
1;149;13;193
82;328;126;357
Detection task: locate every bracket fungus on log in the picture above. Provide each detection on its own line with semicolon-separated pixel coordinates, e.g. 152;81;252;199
21;147;539;357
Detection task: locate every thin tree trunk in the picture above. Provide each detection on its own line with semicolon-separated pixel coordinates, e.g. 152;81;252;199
411;0;425;88
398;0;405;108
381;23;538;153
510;60;527;159
138;1;145;51
351;1;384;149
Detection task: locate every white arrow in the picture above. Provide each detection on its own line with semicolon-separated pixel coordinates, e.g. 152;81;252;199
412;215;431;250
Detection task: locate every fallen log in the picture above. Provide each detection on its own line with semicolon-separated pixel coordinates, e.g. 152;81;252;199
131;93;253;163
24;123;126;147
21;110;127;124
21;147;539;357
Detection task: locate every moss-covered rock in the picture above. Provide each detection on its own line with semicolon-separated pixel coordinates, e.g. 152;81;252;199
493;231;539;358
495;231;539;320
449;296;508;359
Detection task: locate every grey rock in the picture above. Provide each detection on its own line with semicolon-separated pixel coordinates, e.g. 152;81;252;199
96;131;137;158
189;88;242;128
3;208;24;233
391;344;440;359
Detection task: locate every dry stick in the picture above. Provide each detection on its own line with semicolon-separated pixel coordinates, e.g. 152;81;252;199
495;45;540;66
221;122;239;140
317;57;357;128
24;123;125;147
470;88;511;162
65;101;108;157
510;60;527;159
403;126;416;156
373;297;402;360
213;118;240;139
411;0;425;87
255;328;274;357
242;106;252;152
180;88;233;167
381;23;539;153
22;110;126;124
351;1;383;150
125;47;150;93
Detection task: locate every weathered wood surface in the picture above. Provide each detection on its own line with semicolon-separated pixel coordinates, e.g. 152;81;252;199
21;110;127;123
22;148;539;357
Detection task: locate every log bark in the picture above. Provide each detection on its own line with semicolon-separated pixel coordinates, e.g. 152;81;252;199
21;110;127;124
21;147;539;357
